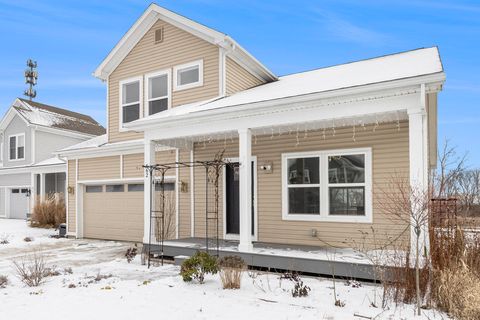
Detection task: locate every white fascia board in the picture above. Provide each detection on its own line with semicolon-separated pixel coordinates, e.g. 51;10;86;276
0;163;66;175
0;106;29;131
129;72;445;133
57;139;173;159
33;125;97;140
144;92;417;141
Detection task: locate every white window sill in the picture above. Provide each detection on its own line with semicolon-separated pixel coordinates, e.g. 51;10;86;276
282;214;372;224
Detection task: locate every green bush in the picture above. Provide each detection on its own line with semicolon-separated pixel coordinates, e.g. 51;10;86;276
180;251;218;283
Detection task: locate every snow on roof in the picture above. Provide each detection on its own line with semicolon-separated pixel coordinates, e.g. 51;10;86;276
59;134;108;152
14;99;106;136
33;157;65;166
143;47;443;122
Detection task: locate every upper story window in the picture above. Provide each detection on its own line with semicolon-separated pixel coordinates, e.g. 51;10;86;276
120;77;142;125
145;70;170;116
9;133;25;161
173;59;203;91
282;148;372;223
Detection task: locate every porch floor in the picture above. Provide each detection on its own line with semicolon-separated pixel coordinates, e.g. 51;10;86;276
145;238;377;280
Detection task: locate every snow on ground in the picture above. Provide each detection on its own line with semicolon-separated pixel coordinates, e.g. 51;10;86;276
0;219;447;320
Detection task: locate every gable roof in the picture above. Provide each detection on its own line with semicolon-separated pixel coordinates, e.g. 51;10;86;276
127;47;445;126
94;3;277;82
2;98;106;137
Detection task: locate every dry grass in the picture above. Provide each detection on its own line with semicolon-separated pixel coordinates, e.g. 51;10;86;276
13;252;47;287
31;193;66;228
435;266;480;320
0;275;8;288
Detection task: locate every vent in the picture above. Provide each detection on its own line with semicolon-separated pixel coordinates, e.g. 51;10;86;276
155;27;164;44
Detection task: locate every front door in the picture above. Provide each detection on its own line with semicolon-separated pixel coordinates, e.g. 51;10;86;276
225;161;255;237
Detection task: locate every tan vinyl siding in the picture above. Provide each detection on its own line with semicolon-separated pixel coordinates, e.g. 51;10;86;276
78;156;120;181
67;160;76;233
226;57;265;96
123;153;145;178
108;19;220;143
192;122;410;248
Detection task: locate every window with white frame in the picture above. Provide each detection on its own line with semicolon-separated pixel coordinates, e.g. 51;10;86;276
9;134;25;161
282;148;371;222
146;70;170;115
120;78;141;124
173;59;203;91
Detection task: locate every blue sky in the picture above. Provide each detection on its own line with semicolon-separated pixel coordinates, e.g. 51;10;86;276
0;0;479;166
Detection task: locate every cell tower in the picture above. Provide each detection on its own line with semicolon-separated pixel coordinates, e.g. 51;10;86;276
24;59;38;100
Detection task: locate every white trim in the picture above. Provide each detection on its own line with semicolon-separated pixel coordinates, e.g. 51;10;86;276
77;177;146;185
190;149;195;237
33;125;97;140
219;48;226;96
173;59;204;91
119;76;143;132
8;133;26;162
175;148;179;239
120;154;124;179
66;159;69;233
93;4;276;82
222;156;258;241
281;147;372;223
144;68;171;116
30;127;35;165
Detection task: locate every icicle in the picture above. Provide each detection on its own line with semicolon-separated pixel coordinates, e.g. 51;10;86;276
373;115;379;132
224;134;227;148
254;134;258;145
271;127;274;140
295;129;299;147
322;127;326;140
396;111;401;131
332;119;336;136
352;123;356;142
304;125;308;139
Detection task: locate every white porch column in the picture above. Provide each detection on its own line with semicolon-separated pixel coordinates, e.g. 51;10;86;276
408;105;429;257
238;128;253;252
143;139;156;244
40;173;46;201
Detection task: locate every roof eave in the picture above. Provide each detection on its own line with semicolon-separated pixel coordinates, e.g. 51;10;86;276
126;71;445;132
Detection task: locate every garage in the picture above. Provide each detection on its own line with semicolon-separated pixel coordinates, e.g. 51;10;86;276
83;183;144;242
9;188;30;219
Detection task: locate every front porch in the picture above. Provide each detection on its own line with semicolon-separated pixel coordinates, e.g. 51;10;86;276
145;237;378;280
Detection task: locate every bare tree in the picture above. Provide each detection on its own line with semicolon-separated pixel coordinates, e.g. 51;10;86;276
431;140;466;199
379;174;430;316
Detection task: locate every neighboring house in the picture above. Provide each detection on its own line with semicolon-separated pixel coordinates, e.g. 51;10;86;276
59;4;445;256
0;98;105;219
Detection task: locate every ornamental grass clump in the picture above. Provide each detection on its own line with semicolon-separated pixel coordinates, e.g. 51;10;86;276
180;251;218;284
218;255;246;289
31;194;66;228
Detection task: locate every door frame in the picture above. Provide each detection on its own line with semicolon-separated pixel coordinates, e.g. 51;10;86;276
222;156;258;241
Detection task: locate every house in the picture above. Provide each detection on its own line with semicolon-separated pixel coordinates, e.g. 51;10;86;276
58;4;445;269
0;98;105;219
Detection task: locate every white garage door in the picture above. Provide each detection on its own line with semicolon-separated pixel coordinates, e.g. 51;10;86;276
83;183;144;242
10;188;30;219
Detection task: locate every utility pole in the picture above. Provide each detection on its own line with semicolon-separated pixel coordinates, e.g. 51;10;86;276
24;59;38;100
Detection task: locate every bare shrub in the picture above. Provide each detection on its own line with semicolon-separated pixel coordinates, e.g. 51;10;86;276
280;272;311;297
23;237;33;242
0;233;10;244
13;252;47;287
0;275;8;288
94;273;112;282
31;193;66;228
125;244;138;263
218;255;246;289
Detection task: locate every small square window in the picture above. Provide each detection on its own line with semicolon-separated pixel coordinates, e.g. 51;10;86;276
106;184;124;192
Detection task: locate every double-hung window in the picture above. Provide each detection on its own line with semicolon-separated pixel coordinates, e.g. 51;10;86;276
282;148;372;223
173;59;203;91
120;77;142;126
9;134;25;161
145;70;170;116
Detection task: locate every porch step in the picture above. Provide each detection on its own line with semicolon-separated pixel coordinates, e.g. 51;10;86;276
174;255;190;266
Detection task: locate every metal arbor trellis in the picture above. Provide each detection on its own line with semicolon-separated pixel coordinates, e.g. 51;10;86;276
142;151;229;268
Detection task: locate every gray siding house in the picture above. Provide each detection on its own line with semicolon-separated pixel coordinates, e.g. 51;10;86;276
0;98;105;219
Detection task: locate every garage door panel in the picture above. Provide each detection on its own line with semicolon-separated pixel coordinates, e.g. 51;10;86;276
83;186;144;242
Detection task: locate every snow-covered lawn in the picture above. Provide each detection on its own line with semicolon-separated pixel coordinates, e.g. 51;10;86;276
0;219;447;320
